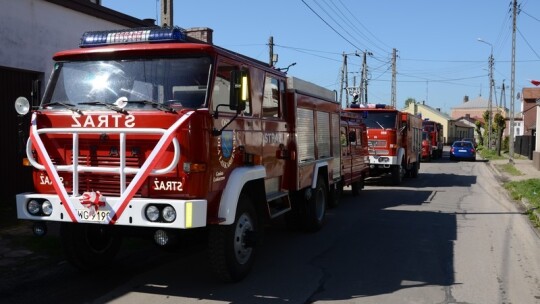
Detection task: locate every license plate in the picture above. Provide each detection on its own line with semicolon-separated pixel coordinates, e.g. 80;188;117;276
458;149;466;152
76;209;110;222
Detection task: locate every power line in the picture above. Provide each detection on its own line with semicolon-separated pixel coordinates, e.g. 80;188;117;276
300;0;363;51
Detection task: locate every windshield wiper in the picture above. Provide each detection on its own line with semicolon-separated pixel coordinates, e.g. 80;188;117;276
126;100;177;114
42;102;83;115
79;101;129;114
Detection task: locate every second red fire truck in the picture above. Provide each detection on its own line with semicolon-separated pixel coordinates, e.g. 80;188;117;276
344;104;423;185
422;119;444;159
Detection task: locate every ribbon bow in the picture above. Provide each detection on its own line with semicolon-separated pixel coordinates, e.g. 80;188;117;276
79;191;106;212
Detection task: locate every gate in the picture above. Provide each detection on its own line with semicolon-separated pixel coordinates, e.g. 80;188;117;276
0;67;42;201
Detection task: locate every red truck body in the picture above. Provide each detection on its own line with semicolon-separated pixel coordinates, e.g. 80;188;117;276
14;27;368;282
421;131;432;161
344;104;422;185
338;111;370;196
422;120;444;158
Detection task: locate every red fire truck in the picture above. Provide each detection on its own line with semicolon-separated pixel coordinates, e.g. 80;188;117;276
421;131;432;161
14;27;350;282
344;104;422;185
336;111;370;198
422;119;444;159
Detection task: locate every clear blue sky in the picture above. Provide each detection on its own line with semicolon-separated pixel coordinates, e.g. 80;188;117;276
101;0;540;114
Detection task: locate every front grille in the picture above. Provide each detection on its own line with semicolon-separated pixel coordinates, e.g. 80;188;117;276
369;140;387;147
73;153;143;196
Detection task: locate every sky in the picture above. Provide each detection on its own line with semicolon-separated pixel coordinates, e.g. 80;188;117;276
100;0;540;115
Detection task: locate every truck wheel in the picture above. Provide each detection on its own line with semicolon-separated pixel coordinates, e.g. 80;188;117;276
391;165;402;185
351;179;363;196
208;194;259;282
410;162;419;178
328;180;343;208
60;223;122;271
302;177;327;232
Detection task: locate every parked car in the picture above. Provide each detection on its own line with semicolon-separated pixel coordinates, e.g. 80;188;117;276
450;140;476;161
462;137;478;148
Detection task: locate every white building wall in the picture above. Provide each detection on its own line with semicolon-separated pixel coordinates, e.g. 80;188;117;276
0;0;128;84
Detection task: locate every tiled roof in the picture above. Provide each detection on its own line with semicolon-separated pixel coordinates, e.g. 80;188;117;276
452;96;489;109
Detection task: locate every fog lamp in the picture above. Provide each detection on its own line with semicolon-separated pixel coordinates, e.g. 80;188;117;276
154;229;169;246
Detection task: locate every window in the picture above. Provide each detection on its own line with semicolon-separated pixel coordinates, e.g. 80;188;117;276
340;127;348;146
262;76;281;118
44;57;211;111
211;60;251;115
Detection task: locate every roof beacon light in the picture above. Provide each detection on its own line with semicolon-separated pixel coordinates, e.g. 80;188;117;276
80;27;186;47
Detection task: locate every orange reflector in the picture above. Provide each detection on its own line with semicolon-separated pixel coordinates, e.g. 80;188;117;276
22;158;31;166
253;155;263;165
189;163;206;173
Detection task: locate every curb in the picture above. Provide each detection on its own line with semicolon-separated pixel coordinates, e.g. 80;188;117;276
486;159;540;227
521;198;540;226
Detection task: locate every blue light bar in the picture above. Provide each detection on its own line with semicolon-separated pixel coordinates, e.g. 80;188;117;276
80;27;186;47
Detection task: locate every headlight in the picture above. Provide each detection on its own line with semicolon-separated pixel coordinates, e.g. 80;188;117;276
42;200;53;216
145;205;160;222
28;200;41;215
162;206;176;222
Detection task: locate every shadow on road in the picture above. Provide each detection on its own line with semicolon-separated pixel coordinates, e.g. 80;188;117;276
1;189;457;304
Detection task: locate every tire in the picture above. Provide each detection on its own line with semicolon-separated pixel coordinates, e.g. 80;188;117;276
60;223;122;271
301;177;327;232
410;162;419;178
328;180;343;208
351;179;363;196
391;165;402;185
208;194;259;283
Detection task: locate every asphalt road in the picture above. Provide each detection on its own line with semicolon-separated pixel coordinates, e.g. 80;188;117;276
2;152;540;304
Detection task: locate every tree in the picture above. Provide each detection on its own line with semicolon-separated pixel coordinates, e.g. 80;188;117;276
482;110;492;149
475;121;484;146
494;112;506;156
404;98;416;109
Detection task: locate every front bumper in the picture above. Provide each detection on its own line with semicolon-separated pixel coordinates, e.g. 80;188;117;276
16;193;207;229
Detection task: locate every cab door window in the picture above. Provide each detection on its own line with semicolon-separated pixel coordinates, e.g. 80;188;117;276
211;60;251;115
262;76;281;118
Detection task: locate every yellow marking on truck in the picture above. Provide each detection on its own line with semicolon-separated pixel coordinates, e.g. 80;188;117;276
186;202;193;228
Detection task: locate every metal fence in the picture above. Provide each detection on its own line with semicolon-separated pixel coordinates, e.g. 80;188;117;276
514;135;535;160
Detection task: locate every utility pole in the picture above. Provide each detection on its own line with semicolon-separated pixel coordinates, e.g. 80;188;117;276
488;49;494;149
361;50;370;104
501;80;506;110
161;0;173;27
269;36;274;67
339;52;348;107
391;48;397;108
478;37;494;149
509;0;518;163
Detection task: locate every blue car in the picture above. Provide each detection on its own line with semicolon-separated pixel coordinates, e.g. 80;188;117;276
450;141;476;161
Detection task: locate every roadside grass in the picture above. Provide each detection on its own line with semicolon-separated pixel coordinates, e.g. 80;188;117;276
477;146;507;160
504;179;540;227
496;163;523;176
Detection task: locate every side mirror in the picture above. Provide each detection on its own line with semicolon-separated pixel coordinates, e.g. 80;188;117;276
14;97;30;115
229;70;247;112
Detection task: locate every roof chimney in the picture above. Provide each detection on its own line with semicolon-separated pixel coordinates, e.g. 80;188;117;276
463;95;469;103
185;27;213;44
436;108;441;112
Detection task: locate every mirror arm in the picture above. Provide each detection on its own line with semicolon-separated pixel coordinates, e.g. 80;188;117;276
212;112;238;137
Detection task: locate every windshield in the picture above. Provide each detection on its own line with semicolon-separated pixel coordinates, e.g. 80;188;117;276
363;112;397;129
43;57;212;110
